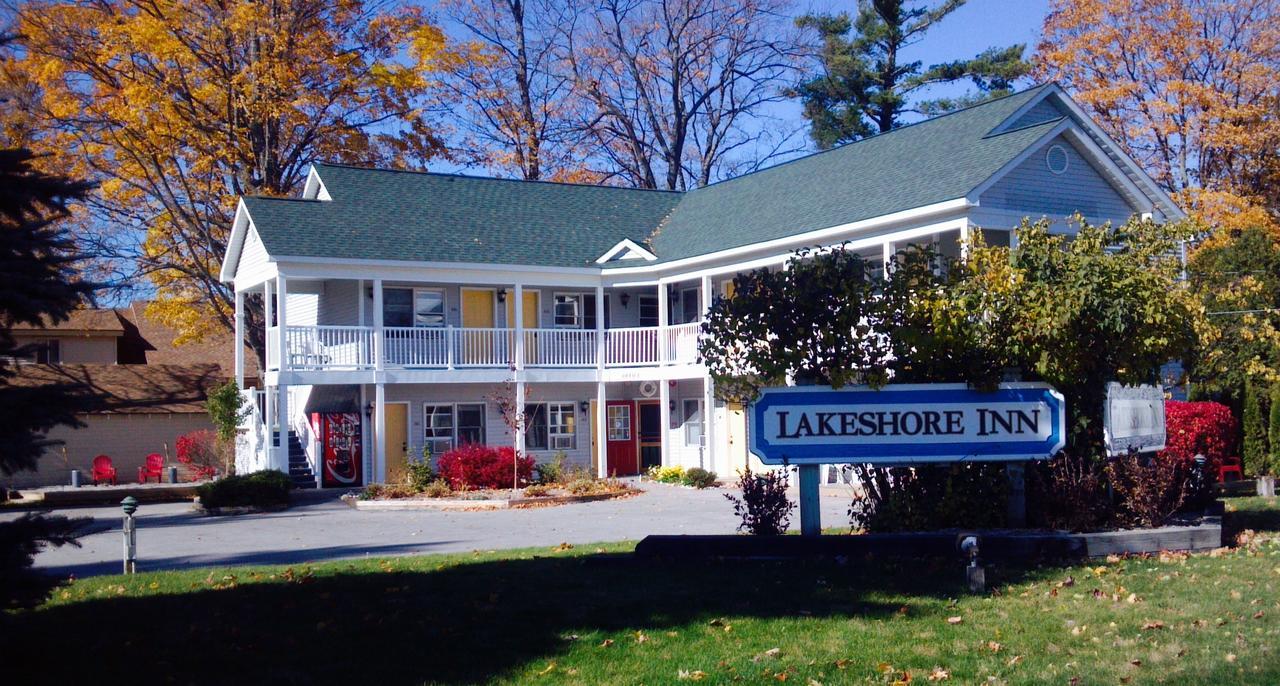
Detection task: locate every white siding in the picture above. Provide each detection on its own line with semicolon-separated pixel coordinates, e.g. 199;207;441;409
318;280;361;326
237;226;271;280
980;134;1138;225
285;293;318;326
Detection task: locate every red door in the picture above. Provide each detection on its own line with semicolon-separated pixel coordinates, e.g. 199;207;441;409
605;400;638;476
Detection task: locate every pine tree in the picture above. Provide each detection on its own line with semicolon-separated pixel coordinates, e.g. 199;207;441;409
1268;384;1280;477
1243;379;1266;476
791;0;1029;149
0;147;95;609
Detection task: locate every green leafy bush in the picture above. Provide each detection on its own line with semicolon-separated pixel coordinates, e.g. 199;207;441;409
406;458;436;492
725;468;794;535
682;467;717;489
1244;380;1267;475
850;463;1008;532
196;470;291;509
535;451;568;484
522;484;552;498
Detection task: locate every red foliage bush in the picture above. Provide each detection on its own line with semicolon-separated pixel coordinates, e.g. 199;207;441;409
1160;400;1238;472
436;444;534;490
176;429;220;480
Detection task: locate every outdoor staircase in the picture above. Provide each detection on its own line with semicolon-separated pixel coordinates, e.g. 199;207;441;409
283;430;317;489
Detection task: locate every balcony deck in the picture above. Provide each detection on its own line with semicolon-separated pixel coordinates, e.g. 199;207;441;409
265;322;702;373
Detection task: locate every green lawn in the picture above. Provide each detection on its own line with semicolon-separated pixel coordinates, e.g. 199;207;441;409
4;501;1280;685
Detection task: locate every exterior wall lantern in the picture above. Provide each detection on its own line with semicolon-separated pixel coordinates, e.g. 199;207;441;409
497;288;507;303
619;292;630;308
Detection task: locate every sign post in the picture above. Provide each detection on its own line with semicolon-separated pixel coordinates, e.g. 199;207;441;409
748;383;1066;536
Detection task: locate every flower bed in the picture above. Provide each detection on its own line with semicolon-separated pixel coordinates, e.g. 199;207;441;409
342;480;639;511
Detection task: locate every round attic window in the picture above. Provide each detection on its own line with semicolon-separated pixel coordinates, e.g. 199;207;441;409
1045;144;1069;175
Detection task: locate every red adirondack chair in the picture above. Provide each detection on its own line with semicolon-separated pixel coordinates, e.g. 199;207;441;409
138;453;165;484
90;455;117;485
1218;456;1244;483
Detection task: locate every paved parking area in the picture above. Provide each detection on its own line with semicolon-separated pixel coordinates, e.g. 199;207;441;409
3;482;856;578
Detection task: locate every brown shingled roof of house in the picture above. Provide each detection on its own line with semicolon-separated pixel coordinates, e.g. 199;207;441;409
7;363;225;414
114;302;260;380
10;309;125;334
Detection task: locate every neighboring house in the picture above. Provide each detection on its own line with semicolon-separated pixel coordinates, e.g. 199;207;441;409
219;84;1182;487
5;303;258;488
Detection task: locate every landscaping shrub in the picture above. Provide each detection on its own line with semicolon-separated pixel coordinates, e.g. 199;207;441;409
1270;385;1280;476
405;458;436;492
1244;380;1267;475
176;429;222;480
436;444;534;490
422;479;452;498
196;470;291;509
725;468;794;535
681;467;717;489
849;463;1008;532
648;465;686;484
1029;453;1111;532
522;484;552;498
535;451;568;484
1106;450;1189;529
565;477;627;496
1161;400;1238;508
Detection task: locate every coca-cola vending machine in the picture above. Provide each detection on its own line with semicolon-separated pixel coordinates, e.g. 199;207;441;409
311;412;362;487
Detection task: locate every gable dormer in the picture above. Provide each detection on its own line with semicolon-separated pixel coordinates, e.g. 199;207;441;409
595;238;657;264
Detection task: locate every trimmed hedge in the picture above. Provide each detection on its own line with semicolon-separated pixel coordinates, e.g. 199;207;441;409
196;470;291;509
1161;400;1238;472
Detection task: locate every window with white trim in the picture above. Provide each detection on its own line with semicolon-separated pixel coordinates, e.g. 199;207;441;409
423;403;486;456
638;295;659;327
683;398;704;447
414;289;446;327
553;293;582;328
524;402;577;450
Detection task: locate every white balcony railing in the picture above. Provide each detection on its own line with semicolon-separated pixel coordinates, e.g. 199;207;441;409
273;323;702;371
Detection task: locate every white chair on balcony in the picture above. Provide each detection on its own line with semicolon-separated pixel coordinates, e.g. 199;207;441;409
290;338;331;368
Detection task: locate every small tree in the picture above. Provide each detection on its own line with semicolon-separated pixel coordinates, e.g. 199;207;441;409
1269;385;1280;476
206;380;248;443
1243;379;1266;476
724;468;795;535
488;371;533;491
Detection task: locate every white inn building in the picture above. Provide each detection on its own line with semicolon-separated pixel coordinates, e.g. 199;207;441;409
221;84;1182;488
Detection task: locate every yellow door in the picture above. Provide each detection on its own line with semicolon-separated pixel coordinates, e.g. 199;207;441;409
506;290;539;363
462;289;495;364
383;403;409;485
462;289;495;328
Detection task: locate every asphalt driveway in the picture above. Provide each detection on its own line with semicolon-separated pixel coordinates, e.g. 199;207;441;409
4;482;855;578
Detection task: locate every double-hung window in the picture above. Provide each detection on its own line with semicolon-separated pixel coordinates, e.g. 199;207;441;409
524;402;577;451
638;295;659;327
423;403;486;456
384;287;446;327
683;398;704;447
553;293;581;328
680;288;700;323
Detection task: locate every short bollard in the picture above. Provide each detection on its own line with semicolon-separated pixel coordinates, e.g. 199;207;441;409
959;535;984;593
168;465;179;484
121;496;138;574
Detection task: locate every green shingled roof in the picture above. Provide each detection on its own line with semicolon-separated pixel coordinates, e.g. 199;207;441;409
241;85;1066;270
244;168;681;268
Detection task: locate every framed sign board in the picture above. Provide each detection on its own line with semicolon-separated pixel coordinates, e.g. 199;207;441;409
1103;383;1166;455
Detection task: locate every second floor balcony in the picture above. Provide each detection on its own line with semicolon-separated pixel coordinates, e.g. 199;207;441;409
265;321;702;372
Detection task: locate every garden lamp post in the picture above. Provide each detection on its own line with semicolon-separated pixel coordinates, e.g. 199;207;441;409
120;496;138;574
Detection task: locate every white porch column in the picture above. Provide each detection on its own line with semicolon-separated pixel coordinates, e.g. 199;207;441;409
374;382;386;483
659;377;671;468
514;283;525;370
883;241;896;280
700;275;716;471
372;278;384;371
263;279;274;371
276;275;289;372
596;381;607;478
274;274;289;470
357;279;365;327
959;223;972;261
657;283;669;364
515;380;526;455
595;285;605;369
233;289;245;389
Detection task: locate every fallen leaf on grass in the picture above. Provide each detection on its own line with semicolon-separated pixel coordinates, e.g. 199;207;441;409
599;639;614;648
634;631;649;644
1006;655;1023;667
946;616;963;625
1142;621;1165;631
752;647;782;662
1253;610;1265;619
927;666;951;681
984;641;1003;653
677;669;708;681
552;542;574;552
538;662;556;675
1226;654;1237;663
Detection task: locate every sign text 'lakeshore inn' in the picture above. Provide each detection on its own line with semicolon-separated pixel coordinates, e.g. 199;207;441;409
749;384;1067;465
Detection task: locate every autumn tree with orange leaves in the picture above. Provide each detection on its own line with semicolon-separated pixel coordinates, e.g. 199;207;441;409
1037;0;1280;232
0;0;463;362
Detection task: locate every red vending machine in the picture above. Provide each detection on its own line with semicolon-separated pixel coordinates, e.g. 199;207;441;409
311;412;363;487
